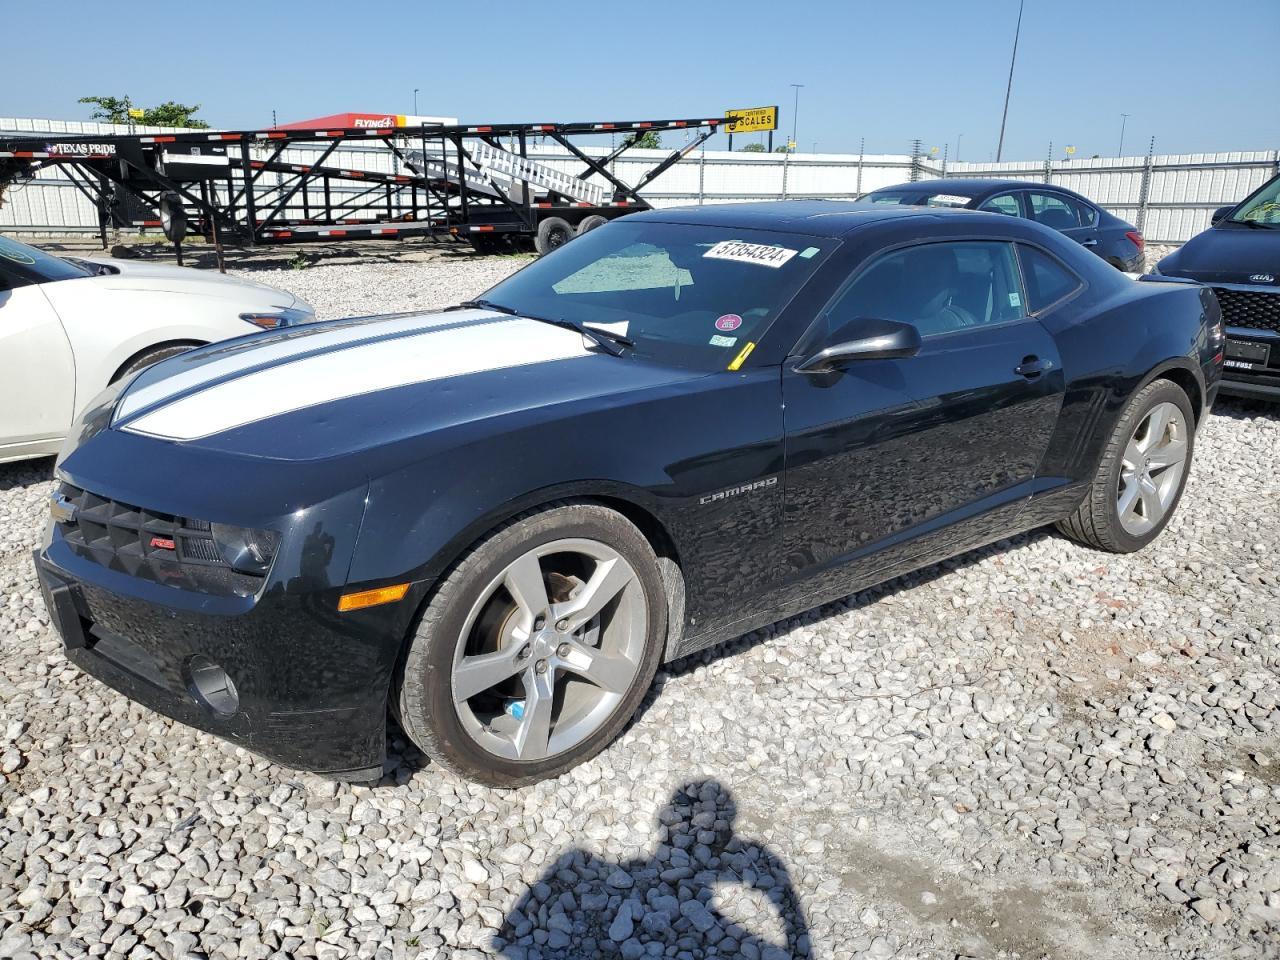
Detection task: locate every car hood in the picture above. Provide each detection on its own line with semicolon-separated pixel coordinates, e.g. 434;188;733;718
77;257;308;310
1158;225;1280;284
103;307;705;466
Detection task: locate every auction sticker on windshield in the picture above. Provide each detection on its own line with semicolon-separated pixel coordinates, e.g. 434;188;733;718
703;240;798;268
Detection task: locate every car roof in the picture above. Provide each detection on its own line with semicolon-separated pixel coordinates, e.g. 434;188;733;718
630;200;1013;238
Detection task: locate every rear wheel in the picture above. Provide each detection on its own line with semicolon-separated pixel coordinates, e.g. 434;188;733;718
468;233;503;255
1057;378;1194;552
576;214;608;236
395;503;667;786
534;217;574;255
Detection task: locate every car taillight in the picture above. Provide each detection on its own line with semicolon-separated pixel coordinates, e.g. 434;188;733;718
1125;230;1144;252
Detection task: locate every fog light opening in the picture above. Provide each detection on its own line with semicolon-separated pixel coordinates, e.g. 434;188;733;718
188;656;239;717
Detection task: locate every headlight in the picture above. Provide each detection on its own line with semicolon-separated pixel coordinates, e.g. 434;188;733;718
211;523;280;575
240;306;314;330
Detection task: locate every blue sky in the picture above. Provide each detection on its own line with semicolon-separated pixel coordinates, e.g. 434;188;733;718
4;0;1277;159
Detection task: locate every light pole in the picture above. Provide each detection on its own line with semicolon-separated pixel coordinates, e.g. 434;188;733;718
956;133;963;163
995;0;1024;162
413;88;419;115
1118;113;1130;157
789;83;804;152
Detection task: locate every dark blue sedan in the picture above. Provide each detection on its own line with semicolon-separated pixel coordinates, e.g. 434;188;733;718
857;179;1145;273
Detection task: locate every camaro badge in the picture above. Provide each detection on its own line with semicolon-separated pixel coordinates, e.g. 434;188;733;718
699;476;778;505
49;492;78;524
1249;273;1275;283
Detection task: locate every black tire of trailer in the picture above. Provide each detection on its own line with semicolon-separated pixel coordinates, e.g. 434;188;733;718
534;217;575;255
469;234;504;255
576;214;609;236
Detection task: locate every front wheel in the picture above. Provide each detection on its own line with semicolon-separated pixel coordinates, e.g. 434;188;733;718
1057;378;1195;552
395;503;667;786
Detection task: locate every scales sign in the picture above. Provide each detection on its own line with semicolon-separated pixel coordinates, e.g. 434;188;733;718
724;106;778;134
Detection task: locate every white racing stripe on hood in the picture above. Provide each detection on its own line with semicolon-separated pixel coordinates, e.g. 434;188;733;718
121;317;590;442
114;309;495;422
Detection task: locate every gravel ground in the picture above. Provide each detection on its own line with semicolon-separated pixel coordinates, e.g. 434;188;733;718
2;253;1278;960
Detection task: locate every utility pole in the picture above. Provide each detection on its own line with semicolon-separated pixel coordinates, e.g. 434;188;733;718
1118;113;1130;157
789;83;804;152
413;88;419;115
956;133;963;163
995;0;1024;162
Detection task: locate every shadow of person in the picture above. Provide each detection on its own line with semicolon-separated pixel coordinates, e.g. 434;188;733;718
495;780;810;959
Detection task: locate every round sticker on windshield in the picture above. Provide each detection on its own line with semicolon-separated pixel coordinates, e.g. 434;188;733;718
715;314;743;332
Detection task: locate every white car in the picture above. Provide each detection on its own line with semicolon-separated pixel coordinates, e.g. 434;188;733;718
0;235;313;463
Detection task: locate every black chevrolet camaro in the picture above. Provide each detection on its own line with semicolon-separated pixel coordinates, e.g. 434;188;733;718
35;202;1223;786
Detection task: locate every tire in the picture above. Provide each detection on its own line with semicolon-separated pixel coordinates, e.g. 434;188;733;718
111;342;202;383
576;214;608;236
395;502;668;786
534;217;574;255
468;234;502;255
1056;378;1195;553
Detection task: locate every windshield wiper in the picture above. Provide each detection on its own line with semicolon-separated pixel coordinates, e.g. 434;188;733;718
526;315;634;356
449;298;517;314
448;299;632;356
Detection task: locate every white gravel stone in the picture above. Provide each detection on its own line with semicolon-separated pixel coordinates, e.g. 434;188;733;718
0;252;1277;960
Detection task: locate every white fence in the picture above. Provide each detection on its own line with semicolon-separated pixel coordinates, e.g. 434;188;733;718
3;117;1277;244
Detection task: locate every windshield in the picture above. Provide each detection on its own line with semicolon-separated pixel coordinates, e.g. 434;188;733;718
0;235;92;282
477;221;836;371
1230;176;1280;226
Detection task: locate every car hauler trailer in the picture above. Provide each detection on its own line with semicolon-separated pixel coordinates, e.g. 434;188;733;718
0;114;746;256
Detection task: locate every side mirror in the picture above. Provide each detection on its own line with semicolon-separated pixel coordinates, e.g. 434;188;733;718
795;317;922;373
1211;205;1235;225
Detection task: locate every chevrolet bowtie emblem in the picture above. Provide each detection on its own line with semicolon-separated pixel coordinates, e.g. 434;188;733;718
49;492;78;524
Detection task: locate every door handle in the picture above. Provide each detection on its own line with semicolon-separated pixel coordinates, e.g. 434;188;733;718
1015;356;1053;378
1081;238;1099;247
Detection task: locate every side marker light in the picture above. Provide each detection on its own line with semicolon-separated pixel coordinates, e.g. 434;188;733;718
338;583;410;612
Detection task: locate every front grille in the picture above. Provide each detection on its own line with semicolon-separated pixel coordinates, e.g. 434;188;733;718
53;483;263;596
1212;287;1280;333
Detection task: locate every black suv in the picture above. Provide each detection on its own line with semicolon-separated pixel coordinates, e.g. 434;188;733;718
1155;173;1280;401
857;179;1145;272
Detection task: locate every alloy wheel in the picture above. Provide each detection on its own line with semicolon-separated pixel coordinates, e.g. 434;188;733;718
1116;401;1188;536
450;538;647;762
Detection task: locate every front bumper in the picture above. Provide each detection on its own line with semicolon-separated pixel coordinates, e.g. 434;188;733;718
1220;326;1280;403
35;527;412;779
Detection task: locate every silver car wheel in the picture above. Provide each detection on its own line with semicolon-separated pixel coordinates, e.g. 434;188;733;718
1116;400;1188;536
450;538;647;762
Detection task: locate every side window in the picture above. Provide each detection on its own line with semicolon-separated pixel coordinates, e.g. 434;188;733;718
1076;201;1098;227
818;241;1025;341
979;193;1021;217
1018;245;1083;313
1026;192;1081;230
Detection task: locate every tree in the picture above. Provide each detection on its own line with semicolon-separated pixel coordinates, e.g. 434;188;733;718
773;145;790;153
630;130;661;149
738;142;766;152
78;96;210;129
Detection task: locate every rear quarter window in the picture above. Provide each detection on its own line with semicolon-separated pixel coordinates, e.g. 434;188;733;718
1019;245;1083;313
